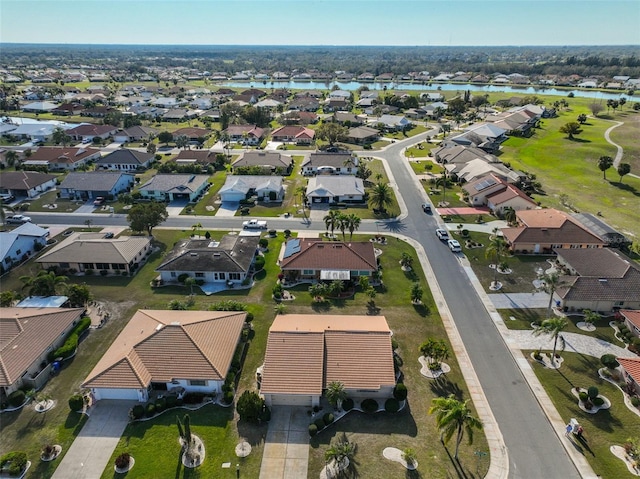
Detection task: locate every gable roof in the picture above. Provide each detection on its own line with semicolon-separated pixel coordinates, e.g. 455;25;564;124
271;125;315;140
306;176;365;197
620;310;640;330
174;150;216;163
83;310;245;389
223;124;264;138
139;174;209;194
347;126;379;139
280;239;377;272
66;124;118;137
97;149;153;165
119;125;158;138
232;151;292;169
37;232;151;265
0;171;56;190
29;146;100;164
219;175;283;195
302;152;357;169
0;308;84;387
59;172;134;191
261;315;395;395
617;357;640;384
486;184;536;207
156;234;260;274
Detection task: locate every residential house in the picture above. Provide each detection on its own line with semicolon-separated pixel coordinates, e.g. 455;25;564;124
617;357;640;397
554;248;640;312
452;158;524;184
219;175;284;203
223;125;265;145
280;111;318;125
51;102;85;116
66;124;118;142
37;232;152;276
138;174;209;202
9;123;59;142
172;127;212;142
501;208;606;254
80;105;114;118
0;171;57;199
174;149;218;166
153;97;187;108
346;126;379;145
0;223;49;273
162;109;198;122
96;149;154;171
113;126;158;143
289;97;321;112
619;310;640;339
279;239;377;283
22;101;58;113
462;173;535;213
270;125;315;145
27;146;101;171
0;308;84;398
324;97;349;112
58;172;135;200
372;114;412;132
301;152;358;176
260;314;395;407
156;234;260;289
232;151;293;175
82;309;245;402
306;175;365;205
331;112;363;126
571;213;630;248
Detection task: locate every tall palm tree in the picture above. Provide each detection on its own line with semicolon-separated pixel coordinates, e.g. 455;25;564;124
336;213;348;240
345;214;361;240
503;207;517;226
597;156;614;180
429;394;483;460
435;171;449;205
540;272;566;319
368;182;393;214
533;317;568;366
325;381;347;410
5;150;18;167
324;433;357;478
20;270;68;297
323;210;341;238
485;232;508;288
295;185;308;213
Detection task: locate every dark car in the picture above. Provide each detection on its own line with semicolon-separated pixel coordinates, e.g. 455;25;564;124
422;203;432;213
103;232;114;239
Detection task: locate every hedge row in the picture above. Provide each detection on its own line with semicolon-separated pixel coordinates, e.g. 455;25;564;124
48;316;91;362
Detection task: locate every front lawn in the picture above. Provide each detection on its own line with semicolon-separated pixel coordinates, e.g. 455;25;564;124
385;124;428;139
529;351;640;478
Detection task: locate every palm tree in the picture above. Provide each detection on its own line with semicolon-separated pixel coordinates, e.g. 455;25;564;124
184;277;197;296
20;270;68;297
295;185;308;216
191;222;202;236
429;394;483;460
410;282;423;304
5;150;19;167
336;213;348;241
582;309;600;326
503;207;517;226
368;182;393;214
617;163;631;183
323;210;341;238
400;252;413;270
540;272;566;319
435;171;449;206
330;280;344;297
597;156;614;180
325;433;357;478
325;381;347;410
345;214;361;240
533;317;568;366
485;232;508;288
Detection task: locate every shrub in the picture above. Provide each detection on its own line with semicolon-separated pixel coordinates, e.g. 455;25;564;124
260;406;271;422
314;418;325;429
131;404;145;419
68;394;84;412
115;452;130;469
145;403;156;417
155;397;166;413
393;383;408;401
8;390;25;408
100;269;108;276
587;386;599;399
578;391;588;402
254;256;265;271
284;229;291;238
0;451;28;476
323;412;334;426
177;273;189;283
268;229;277;237
165;395;177;409
259;238;268;249
183;392;205;404
600;354;619;369
245;312;254;323
342;398;354;411
391;337;399;350
361;398;379;413
309;424;318;437
385;398;400;413
85;269;94;275
631;397;640;407
592;397;605;407
236;390;265;422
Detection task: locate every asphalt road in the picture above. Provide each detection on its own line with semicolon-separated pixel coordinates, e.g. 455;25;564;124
25;133;581;479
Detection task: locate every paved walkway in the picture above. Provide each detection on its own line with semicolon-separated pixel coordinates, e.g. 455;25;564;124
445;219;507;234
603;120;624;167
52;400;135;479
488;291;550;309
436;206;491;215
259;407;309;479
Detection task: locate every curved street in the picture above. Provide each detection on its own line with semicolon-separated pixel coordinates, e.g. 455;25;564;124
26;131;585;479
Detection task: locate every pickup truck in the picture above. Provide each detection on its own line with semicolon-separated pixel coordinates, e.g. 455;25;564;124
6;214;32;224
242;219;268;230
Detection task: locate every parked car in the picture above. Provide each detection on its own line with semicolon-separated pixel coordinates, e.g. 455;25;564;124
93;197;106;206
447;239;462;252
436;228;449;241
6;214;32;224
422;203;432;213
0;193;15;202
103;232;114;238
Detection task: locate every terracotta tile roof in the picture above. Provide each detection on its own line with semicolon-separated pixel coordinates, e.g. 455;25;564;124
223;124;264;138
486;184;536;206
271;126;315;139
516;208;573;228
66;124;117;136
29;146;101;164
83;310;245;389
0;308;84;387
280;240;377;272
260;315;395;396
617;357;640;384
621;310;640;330
501;219;604;246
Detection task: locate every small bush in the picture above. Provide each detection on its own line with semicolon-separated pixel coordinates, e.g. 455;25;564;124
115;452;130;469
314;418;325;429
145;403;156;417
259;238;268;248
600;354;619;369
165;395;177;409
131;404;145;419
8;390;25;408
177;273;189;283
260;406;271;422
385;398;400;413
323;412;334;426
223;391;234;405
68;394;84;412
183;392;205;404
309;424;318;436
268;229;277;237
342;398;354;411
393;383;408;401
592;397;605;407
0;451;28;476
361;398;379;413
155;397;166;412
284;229;291;238
578;391;588;402
631;396;640;407
254;256;265;271
587;386;599;399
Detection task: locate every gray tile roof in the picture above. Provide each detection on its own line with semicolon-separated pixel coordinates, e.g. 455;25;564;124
232;151;292;169
302;153;357;169
59;172;134;191
37;232;151;264
97;149;153;165
139;174;209;194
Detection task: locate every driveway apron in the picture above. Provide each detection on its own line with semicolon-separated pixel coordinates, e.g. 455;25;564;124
51;400;135;479
259;406;309;479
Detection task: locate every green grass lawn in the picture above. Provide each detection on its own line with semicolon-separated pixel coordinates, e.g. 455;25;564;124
385;124;428;140
409;159;444;175
529;351;640;478
608;109;640;172
19;191;81;214
499;108;640;240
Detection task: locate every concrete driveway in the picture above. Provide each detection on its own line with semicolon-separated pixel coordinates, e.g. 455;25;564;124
259;407;309;479
51;400;135;479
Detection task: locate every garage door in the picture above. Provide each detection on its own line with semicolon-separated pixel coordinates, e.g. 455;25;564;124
269;394;313;407
94;388;140;401
220;192;246;202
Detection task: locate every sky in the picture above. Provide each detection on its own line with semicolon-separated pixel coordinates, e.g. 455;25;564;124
1;0;639;46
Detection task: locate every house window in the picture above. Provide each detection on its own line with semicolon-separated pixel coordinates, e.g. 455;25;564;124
82;263;94;269
552;244;562;249
60;262;70;268
170;272;177;278
16;249;21;255
359;271;370;276
96;263;110;269
195;272;204;278
188;380;206;386
111;263;125;270
219;272;225;280
615;301;625;307
303;269;314;275
570;244;581;249
228;273;241;280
